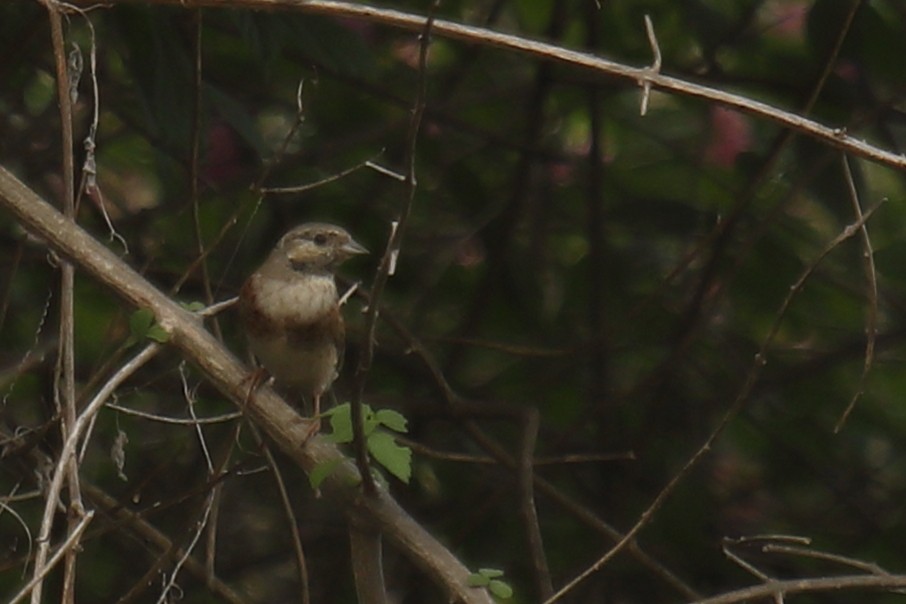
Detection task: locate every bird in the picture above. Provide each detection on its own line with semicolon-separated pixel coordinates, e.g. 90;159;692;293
238;222;368;427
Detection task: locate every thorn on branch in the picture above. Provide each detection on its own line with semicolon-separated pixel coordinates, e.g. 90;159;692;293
639;14;661;117
295;78;306;119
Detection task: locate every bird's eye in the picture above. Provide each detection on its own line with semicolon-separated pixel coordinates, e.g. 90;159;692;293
313;233;328;246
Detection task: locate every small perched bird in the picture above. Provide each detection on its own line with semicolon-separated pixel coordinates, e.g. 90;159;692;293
238;223;368;423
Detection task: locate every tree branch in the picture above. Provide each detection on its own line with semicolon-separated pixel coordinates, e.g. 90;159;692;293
64;0;906;172
0;164;493;604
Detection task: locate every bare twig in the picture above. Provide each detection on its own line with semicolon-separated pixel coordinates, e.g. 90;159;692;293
187;9;220;339
253;426;312;604
638;15;661;116
0;295;54;404
32;342;160;604
396;436;633;465
37;3;82;602
155;492;217;604
762;543;891;576
259;155;382;194
686;574;906;604
182;362;214;472
544;201;885;604
518;409;552;600
197;296;238;317
9;511;94;604
834;155;879;432
375;308;699;600
0;484;34;579
105;402;242;425
64;0;906;171
721;537;774;583
81;483;248;604
351;1;436;495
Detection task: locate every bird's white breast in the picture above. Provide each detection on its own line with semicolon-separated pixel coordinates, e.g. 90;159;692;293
253;272;338;324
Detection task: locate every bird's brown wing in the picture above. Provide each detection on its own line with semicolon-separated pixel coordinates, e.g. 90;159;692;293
238;275;279;338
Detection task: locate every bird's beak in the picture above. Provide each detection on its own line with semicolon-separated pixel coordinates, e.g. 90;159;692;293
341;239;369;256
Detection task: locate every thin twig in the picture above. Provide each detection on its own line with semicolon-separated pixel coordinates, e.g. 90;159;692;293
81;483;248;604
31;343;160;604
518;409;552;599
156;419;237;604
722;538;773;582
686;574;906;604
834;154;878;432
181;362;214;472
259;155;382;194
155;492;216;604
252;425;311;604
0;484;34;579
396;436;633;465
544;201;885;604
9;511;94;604
374;304;699;600
638;14;661;116
351;1;437;495
203;77;310;297
196;296;238;317
38;3;81;602
106;402;242;425
1;296;54;404
762;543;891;576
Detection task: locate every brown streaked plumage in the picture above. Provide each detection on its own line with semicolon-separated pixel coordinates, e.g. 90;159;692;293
238;223;367;422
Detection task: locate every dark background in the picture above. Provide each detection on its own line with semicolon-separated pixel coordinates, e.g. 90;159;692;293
2;1;906;602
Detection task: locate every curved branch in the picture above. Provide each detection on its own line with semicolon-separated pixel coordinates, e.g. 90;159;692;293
67;0;906;172
0;165;493;604
687;574;906;604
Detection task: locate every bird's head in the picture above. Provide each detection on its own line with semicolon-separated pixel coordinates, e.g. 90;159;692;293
273;223;368;272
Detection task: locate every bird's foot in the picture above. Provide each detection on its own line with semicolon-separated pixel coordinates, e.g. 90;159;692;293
240;367;271;408
299;393;323;444
302;416;322;444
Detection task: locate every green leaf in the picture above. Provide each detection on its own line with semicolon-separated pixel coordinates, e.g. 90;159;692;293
374;409;408;433
468;569;512;599
361;404;379;435
467;573;490;587
309;458;342;490
478;568;505;579
326;403;387;442
128;308;169;344
324;403;353;443
129;308;154;337
180;301;206;313
366;431;412;484
146;324;170;343
488;580;513;599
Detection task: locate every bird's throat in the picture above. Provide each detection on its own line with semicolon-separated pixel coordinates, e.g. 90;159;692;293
253;272;338;326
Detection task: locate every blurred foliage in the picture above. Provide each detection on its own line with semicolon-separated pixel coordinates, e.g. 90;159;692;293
2;0;906;602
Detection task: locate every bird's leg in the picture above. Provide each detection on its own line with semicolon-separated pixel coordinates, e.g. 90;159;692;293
300;392;323;443
241;367;271;408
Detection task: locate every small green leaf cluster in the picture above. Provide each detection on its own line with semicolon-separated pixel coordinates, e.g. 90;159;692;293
310;403;411;489
127;308;169;344
467;568;513;600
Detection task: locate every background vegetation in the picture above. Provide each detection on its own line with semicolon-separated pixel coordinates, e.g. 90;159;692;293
2;0;906;602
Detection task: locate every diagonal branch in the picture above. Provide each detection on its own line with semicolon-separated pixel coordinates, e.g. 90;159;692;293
0;164;494;604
